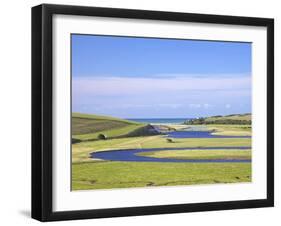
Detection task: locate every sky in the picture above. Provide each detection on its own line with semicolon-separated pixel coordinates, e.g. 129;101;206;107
72;34;252;118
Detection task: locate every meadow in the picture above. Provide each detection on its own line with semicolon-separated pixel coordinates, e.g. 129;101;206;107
137;149;251;160
72;113;252;190
72;161;251;190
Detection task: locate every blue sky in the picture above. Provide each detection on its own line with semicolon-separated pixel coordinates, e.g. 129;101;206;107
72;34;251;118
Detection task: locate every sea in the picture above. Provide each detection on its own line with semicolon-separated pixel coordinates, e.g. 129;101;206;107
127;118;192;124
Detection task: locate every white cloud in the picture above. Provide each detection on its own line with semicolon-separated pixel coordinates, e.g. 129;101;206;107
73;74;251;97
225;104;231;109
189;104;201;108
72;74;251;117
203;103;212;109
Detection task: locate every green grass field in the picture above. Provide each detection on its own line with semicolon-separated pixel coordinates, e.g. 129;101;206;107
72;113;252;190
207;124;251;136
72;161;251;190
137;149;251;160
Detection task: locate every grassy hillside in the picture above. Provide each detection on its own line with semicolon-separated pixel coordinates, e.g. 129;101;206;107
72;113;159;142
72;113;143;135
205;113;251;122
185;113;251;125
72;113;141;125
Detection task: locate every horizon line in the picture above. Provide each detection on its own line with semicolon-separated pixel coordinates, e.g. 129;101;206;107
72;112;252;119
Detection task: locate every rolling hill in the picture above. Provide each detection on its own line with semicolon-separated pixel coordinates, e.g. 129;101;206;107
184;113;251;125
72;113;159;142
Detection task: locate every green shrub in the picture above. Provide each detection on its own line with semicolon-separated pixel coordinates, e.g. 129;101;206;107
71;138;81;144
98;133;107;140
166;138;173;143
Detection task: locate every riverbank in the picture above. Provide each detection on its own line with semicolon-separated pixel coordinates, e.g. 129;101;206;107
92;147;251;163
72;134;251;190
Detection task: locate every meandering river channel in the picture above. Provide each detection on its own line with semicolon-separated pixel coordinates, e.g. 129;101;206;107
91;147;251;163
91;131;251;163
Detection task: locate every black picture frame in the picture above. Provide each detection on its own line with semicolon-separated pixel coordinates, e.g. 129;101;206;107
32;3;274;222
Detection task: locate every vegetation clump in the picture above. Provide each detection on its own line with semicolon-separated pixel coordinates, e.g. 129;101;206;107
72;138;81;144
97;133;107;140
166;138;174;143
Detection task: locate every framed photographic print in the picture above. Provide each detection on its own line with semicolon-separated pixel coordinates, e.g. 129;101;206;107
32;4;274;221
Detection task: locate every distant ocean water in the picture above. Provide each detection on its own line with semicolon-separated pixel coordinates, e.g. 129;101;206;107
127;118;192;124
